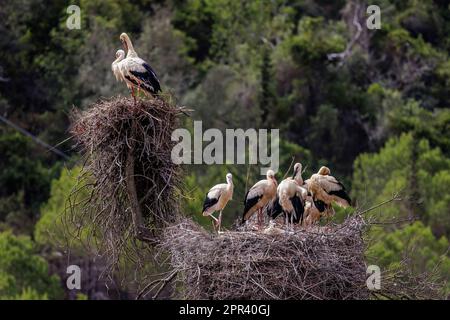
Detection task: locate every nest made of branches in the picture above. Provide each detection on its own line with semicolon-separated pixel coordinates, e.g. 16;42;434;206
69;96;185;274
161;214;444;300
161;216;369;300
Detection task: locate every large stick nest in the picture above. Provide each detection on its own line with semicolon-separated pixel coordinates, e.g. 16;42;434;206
161;215;444;300
161;216;369;300
69;96;185;274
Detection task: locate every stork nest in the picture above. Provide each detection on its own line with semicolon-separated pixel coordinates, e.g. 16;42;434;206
69;96;185;275
161;216;368;300
161;215;444;300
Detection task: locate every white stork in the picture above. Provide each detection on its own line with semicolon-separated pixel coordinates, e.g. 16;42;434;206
268;163;307;229
118;33;161;103
201;173;234;233
112;49;125;82
305;166;351;215
242;170;278;229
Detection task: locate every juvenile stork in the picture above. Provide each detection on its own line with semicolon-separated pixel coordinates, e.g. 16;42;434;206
201;173;234;233
118;33;161;103
303;194;322;226
268;163;307;229
305;166;351;215
242;170;278;229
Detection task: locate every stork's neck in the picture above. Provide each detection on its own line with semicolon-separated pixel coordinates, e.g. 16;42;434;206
293;170;303;185
113;56;123;64
125;38;138;58
270;178;278;188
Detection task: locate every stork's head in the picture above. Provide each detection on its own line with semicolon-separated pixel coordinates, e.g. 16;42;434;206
266;169;276;182
120;33;130;51
115;49;125;60
226;173;233;184
292;162;302;178
318;166;330;175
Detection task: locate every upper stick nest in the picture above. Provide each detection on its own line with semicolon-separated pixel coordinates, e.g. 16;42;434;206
70;96;184;265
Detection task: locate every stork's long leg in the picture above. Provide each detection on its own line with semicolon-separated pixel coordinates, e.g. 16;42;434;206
284;212;288;229
257;208;263;229
217;210;223;233
208;213;219;222
131;86;136;104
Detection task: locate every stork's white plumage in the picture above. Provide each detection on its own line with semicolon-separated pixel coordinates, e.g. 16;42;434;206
118;33;161;103
305;166;351;218
202;173;233;233
291;162;304;185
268;163;307;229
112;49;125;82
242;170;278;228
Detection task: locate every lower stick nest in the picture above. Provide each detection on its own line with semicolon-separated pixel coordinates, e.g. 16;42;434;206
161;216;370;300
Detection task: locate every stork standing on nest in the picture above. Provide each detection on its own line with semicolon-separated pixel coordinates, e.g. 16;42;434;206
268;163;307;229
304;166;351;218
116;33;161;103
242;170;278;229
112;49;125;82
201;173;233;233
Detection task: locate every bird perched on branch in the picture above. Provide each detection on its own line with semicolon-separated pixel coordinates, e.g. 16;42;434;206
268;163;307;229
242;170;278;229
304;166;351;217
202;173;234;233
115;33;161;103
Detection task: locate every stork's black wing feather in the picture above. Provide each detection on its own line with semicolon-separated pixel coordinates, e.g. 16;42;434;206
130;62;161;94
242;190;263;223
202;193;219;213
291;195;305;225
267;196;283;220
328;189;352;205
314;199;326;213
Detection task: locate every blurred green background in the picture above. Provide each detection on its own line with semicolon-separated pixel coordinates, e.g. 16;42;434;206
0;0;449;299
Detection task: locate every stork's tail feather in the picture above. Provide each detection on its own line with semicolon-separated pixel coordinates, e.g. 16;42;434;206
267;195;283;220
291;195;305;225
202;194;218;216
242;191;261;223
328;189;352;207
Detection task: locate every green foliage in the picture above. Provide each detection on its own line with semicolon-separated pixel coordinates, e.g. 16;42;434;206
0;231;63;299
35;166;89;250
353;133;450;237
367;221;450;293
0;129;61;233
290;17;346;66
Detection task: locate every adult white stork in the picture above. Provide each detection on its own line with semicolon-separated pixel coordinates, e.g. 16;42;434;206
305;166;351;213
112;49;125;82
268;163;307;229
242;170;278;229
201;173;234;233
118;33;161;103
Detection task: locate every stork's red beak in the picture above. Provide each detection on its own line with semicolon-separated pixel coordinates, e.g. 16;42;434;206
122;40;128;51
